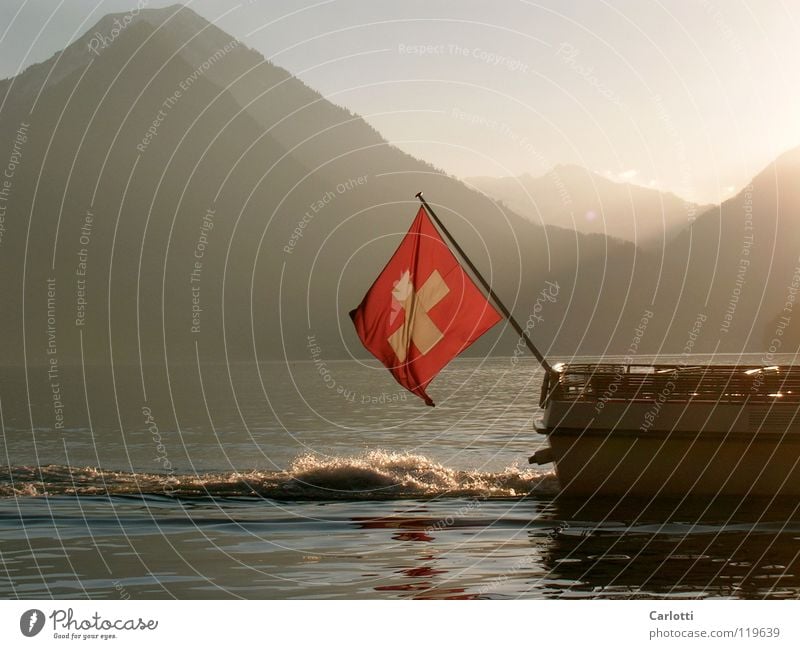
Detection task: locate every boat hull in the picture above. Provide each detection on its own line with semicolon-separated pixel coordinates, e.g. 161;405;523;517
542;426;800;496
532;362;800;496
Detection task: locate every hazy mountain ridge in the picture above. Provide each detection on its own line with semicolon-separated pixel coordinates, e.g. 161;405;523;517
0;2;797;400
0;5;646;379
466;165;712;246
669;145;800;352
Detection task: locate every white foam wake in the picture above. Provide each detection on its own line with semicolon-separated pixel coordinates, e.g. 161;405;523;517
0;450;557;499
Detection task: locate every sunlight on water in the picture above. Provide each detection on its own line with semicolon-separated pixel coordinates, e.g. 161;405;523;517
3;356;800;598
0;452;557;499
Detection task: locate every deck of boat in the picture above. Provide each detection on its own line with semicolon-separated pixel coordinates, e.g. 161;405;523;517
543;363;800;405
534;363;800;496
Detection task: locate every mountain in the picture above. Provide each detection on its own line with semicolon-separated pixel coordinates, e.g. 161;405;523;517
2;4;800;437
466;166;711;246
1;3;797;398
666;146;800;353
0;4;643;378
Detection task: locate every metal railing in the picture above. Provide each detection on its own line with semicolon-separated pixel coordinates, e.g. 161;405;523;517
542;363;800;405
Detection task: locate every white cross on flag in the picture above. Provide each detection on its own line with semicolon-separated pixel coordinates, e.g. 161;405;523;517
350;207;502;406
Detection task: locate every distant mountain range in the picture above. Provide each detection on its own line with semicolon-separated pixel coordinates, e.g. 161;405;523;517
1;2;799;387
671;146;800;351
0;4;638;372
466;166;712;246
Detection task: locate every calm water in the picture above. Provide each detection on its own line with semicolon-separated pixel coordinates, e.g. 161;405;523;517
2;356;800;599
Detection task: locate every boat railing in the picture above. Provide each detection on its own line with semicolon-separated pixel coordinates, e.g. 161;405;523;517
541;363;800;405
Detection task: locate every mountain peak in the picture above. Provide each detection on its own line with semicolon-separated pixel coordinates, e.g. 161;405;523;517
773;144;800;169
1;3;243;110
467;164;705;244
90;3;205;33
83;3;238;60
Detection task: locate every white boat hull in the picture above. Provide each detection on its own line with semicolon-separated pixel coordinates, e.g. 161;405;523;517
533;363;800;496
542;426;800;496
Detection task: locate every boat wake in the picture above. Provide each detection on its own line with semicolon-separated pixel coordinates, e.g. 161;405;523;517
0;450;557;500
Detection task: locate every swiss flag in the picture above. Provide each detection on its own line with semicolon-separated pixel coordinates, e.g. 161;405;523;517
349;207;502;406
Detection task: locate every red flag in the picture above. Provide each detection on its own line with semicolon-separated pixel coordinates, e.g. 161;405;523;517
350;207;502;406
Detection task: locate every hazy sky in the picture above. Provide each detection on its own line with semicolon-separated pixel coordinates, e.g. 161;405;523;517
2;0;798;204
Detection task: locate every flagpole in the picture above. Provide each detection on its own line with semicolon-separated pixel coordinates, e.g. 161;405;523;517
415;192;553;374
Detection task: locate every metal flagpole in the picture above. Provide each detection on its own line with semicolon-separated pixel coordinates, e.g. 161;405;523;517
415;192;553;374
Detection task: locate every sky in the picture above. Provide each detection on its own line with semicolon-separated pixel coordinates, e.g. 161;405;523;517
1;0;798;204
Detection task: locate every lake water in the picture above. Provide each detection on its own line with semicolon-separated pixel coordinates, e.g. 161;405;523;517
2;356;800;599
